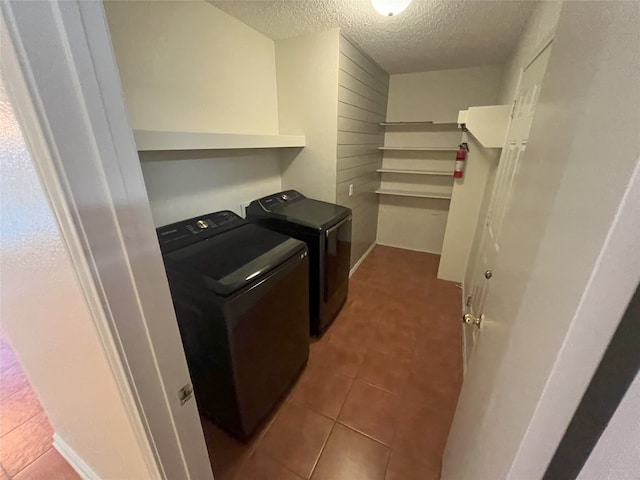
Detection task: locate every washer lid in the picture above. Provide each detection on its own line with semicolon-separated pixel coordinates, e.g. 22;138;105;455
163;223;305;296
254;190;351;230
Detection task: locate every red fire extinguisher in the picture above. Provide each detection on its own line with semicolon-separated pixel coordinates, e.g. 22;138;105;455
453;143;469;179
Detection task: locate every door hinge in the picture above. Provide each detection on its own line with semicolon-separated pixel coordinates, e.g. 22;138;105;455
466;295;473;307
178;384;194;406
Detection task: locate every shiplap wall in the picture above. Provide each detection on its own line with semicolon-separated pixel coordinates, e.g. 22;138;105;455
336;36;389;268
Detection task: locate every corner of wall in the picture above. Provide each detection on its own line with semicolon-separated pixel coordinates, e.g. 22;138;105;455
275;29;341;203
53;433;101;480
497;1;562;104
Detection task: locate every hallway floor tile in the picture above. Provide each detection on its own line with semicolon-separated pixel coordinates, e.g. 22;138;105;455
0;334;79;480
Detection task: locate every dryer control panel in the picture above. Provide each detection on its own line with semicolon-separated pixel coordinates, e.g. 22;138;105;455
258;190;304;212
157;210;243;254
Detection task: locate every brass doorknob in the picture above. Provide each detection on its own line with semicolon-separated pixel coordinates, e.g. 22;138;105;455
463;313;482;328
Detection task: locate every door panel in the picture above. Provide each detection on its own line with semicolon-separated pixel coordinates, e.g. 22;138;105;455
449;38;553;476
464;42;552;362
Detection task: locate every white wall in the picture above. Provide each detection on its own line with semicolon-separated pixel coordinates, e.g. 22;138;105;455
438;133;500;281
276;29;340;203
578;371;640;479
378;66;501;255
104;0;278;134
378;196;452;253
498;1;563;105
139;150;282;225
386;65;502;123
105;0;284;226
0;79;153;480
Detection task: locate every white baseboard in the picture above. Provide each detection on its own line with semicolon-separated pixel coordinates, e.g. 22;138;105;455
350;242;376;277
375;241;442;256
53;433;100;480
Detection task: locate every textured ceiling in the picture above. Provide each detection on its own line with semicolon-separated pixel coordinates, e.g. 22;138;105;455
209;0;536;74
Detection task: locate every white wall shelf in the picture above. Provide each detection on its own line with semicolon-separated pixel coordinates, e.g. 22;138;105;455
375;188;452;200
457;105;511;148
379;146;458;152
380;121;459;127
133;130;306;152
377;168;453;176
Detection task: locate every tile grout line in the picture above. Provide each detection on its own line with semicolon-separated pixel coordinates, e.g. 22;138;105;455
334;420;393;449
306;376;357;479
0;359;21;375
0;402;45;439
6;445;54;479
306;419;337;480
253;445;307;480
382;440;394;480
239;393;331;479
334;376;356;423
0;384;33;405
352;364;409;397
290;371;357;422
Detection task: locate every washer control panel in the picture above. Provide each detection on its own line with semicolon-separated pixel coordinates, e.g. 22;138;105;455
181;211;237;235
157;210;242;253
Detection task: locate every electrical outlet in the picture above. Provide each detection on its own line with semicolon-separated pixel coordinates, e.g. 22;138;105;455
240;201;251;218
348;184;354;197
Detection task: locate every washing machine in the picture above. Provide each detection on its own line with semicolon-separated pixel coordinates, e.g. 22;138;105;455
156;210;309;439
246;190;352;335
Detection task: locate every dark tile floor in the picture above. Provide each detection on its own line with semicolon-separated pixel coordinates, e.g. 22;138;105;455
204;245;463;480
0;334;79;480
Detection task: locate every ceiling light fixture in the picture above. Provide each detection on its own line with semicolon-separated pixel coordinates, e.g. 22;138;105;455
371;0;413;17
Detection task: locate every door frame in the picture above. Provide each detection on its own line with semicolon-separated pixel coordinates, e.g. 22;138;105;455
507;153;640;477
1;2;214;479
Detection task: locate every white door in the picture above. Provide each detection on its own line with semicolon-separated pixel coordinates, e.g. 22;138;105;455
444;39;553;475
463;41;553;363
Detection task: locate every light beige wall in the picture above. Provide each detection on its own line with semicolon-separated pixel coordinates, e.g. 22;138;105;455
139;150;282;225
104;0;278;134
276;29;340;203
336;35;388;268
0;80;153;480
498;1;562;105
386;65;502;123
438;134;500;282
378;66;501;255
105;0;284;225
